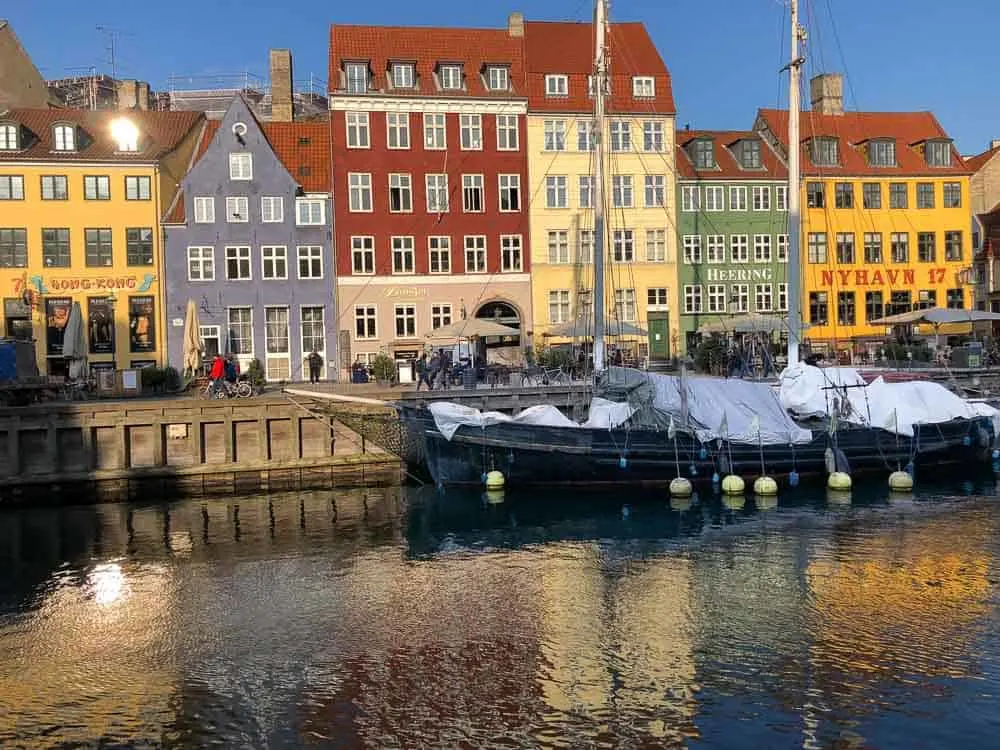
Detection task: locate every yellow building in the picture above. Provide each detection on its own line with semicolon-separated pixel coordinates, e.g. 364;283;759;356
0;108;204;374
757;74;974;356
522;20;678;361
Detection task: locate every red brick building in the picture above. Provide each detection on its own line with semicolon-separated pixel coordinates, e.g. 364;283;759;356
329;14;532;374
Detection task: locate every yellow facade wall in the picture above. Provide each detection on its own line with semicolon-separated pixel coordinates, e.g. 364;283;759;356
800;176;972;347
525;113;678;358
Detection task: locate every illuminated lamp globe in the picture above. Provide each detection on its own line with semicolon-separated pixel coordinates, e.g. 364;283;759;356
110;117;140;152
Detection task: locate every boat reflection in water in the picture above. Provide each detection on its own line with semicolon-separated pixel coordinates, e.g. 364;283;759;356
0;481;997;748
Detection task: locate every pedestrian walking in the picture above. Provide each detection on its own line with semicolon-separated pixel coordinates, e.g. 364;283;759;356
428;351;441;391
308;349;323;384
415;352;432;391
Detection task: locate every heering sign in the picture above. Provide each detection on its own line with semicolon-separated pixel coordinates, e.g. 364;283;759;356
706;268;773;282
818;268;951;287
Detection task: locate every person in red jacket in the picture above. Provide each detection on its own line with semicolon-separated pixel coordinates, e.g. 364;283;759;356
209;354;226;395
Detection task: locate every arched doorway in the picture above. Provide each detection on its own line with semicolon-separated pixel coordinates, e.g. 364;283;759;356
473;299;522;363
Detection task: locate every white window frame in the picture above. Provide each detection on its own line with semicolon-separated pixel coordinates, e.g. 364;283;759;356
487;65;510;91
263;306;291;382
500;234;522;272
612;175;634;208
345;62;369;94
610;120;631;152
643;121;664;152
423;113;446;150
612;229;634;263
226;196;249;223
543;119;566;151
704;185;725;212
548;230;569;264
225;245;252;280
546;175;568;208
297;245;324;280
706;234;726;264
682;235;702;264
681;185;700;212
496;114;519;151
426;173;449;213
439;64;462;90
614;288;637;323
391;62;415;89
732;284;749;313
548;289;571;323
644;175;665;208
348;173;373;213
388;173;413;213
194;196;215;223
777;283;789;312
229;152;252;180
351;236;375;275
579;175;594;208
753;234;772;263
777;234;789;262
683;285;703;314
755;283;774;312
731;234;750;263
354;305;377;340
261;196;284;223
300;306;327;378
577;121;596;152
428;236;451;274
545;74;568;97
53;124;75;151
578;230;594;264
730;185;748;211
0;124;17;150
752;185;771;211
261;245;288;280
707;284;726;314
346;112;370;149
775;185;788;211
464;235;487;273
460;114;482;150
431;303;452;330
186;246;214;281
227;307;254;358
391;236;415;274
462;174;484;213
386;112;410;149
296;198;325;225
632;76;655;98
646;229;666;262
498;173;521;212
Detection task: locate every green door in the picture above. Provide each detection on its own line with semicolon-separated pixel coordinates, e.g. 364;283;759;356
648;313;670;360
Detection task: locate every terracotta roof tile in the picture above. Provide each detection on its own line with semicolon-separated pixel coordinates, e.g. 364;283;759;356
965;145;1000;174
0;108;203;162
756;108;969;176
676;129;787;180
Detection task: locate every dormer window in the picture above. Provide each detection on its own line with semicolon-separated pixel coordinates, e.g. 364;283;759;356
868;138;896;167
439;64;463;90
391;62;415;89
811;136;839;167
632;76;655;98
926;139;952;167
739;139;762;169
691;139;715;170
486;65;509;91
545;74;568;97
53;124;75;152
0;124;17;151
111;117;140;152
344;61;369;94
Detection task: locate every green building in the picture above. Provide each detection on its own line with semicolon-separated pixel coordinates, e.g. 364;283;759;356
675;130;789;354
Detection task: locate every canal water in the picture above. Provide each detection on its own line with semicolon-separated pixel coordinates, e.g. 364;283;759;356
1;480;998;749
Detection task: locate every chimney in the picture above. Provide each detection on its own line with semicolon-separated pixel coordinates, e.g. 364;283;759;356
270;48;293;122
136;81;150;111
992;139;1000;150
116;79;139;110
507;12;524;38
810;73;844;115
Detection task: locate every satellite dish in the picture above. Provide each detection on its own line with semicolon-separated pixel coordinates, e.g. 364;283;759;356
232;122;248;137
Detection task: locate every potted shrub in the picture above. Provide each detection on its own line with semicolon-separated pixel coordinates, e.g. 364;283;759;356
372;353;397;386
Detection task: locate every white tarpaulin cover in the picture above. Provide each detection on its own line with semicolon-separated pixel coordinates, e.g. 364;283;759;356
427;398;634;440
582;397;636;429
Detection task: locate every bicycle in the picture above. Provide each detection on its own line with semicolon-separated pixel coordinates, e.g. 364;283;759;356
201;379;253;399
520;365;570;387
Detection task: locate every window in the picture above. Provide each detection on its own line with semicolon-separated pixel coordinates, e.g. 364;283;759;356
84;228;112;267
707;284;726;313
579;175;593;208
891;232;909;263
117;176;150;204
836;233;855;264
126;227;153;266
225;246;251;279
706;234;725;263
837;292;856;326
730;186;747;211
809;292;829;324
610;120;631;152
41;175;68;200
752;185;770;210
0;124;17;150
918;289;940;311
547;230;569;264
945;231;963;262
868;139;896;167
740;140;762;169
632;76;655;97
487;66;509;91
228;308;253;355
943;182;962;208
261;246;288;279
388;173;413;213
391;62;415;89
807;232;827;263
386;112;410;149
391;236;415;274
84;175;110;200
53;124;75;151
424;113;446;149
296;246;323;279
731;235;749;263
947;288;964;309
756;284;774;312
917;232;936;263
811;137;839;166
496;114;518;150
612;175;633;208
464;236;486;272
775;185;787;211
301;307;325;368
261;196;283;223
643;121;664;152
612;229;634;262
345;62;369;93
917;182;935;209
835;182;854;209
549;290;570;323
865;291;884;322
806;182;824;208
349;173;372;212
681;185;700;212
346;112;370;148
683;235;702;264
545;74;568;96
578;230;594;263
888;291;912;316
499;174;521;212
462;174;484;212
546;175;568;208
648;288;668;308
42;228;70;267
683;285;703;314
0;175;23;200
732;284;749;313
753;234;772;263
862;183;881;209
501;235;522;272
889;182;908;209
351;236;374;275
229;153;252;180
428;236;451;274
543;119;566;151
296;198;325;225
439;64;462;90
460;114;482;150
614;289;637;322
777;234;788;262
578;121;596;152
226;196;249;222
0;228;27;267
263;306;291;381
194;196;214;223
431;304;452;330
426;174;449;213
646;229;666;262
864;232;883;264
925;140;952;167
704;185;724;211
354;305;377;339
777;283;789;312
199;325;221;360
692;139;715;169
187;246;214;281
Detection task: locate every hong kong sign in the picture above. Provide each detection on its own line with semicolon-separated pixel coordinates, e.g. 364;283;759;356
818;268;951;287
13;273;157;295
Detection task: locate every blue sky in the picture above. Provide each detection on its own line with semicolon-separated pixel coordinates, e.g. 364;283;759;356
7;0;998;154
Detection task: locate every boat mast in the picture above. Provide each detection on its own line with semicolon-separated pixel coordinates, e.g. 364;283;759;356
592;0;609;373
786;0;804;364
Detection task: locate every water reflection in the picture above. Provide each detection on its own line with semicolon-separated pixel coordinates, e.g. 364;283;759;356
0;480;997;748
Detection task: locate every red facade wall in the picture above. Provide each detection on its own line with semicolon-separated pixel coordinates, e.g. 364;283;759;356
330;109;531;277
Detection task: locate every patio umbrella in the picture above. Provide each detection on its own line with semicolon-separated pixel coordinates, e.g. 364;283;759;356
869;307;1000;326
182;299;203;376
698;313;806;335
545;317;648;337
426;318;519;340
62;301;88;380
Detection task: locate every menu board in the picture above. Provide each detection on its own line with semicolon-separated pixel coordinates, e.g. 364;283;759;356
45;297;72;356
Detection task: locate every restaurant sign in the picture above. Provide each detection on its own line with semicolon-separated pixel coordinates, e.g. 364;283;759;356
13;273;157;295
818;268;951;287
